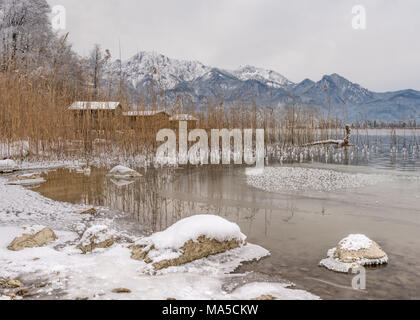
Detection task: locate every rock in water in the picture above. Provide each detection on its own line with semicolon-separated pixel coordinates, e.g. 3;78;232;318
7;227;57;251
0;159;18;173
319;234;388;273
130;215;246;271
108;165;141;178
77;225;115;253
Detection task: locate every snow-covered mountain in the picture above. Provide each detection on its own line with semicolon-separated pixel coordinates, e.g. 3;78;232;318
290;74;420;121
106;51;293;91
105;51;420;122
107;52;211;90
232;65;294;89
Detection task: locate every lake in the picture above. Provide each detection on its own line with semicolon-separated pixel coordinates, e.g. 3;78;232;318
33;129;420;299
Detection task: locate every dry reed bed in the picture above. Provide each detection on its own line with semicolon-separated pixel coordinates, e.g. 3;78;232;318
0;73;353;165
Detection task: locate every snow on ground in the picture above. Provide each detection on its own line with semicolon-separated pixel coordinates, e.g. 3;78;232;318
246;166;388;192
0;174;319;300
0;160;18;173
79;225;114;246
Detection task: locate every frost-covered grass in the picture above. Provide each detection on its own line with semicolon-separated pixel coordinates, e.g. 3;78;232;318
0;174;318;300
246;166;388;192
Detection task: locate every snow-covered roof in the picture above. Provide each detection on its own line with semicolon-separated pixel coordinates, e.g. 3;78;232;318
68;101;122;111
169;114;198;121
122;110;170;117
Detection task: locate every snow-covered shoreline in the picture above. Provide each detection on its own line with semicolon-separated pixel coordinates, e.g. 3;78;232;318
0;168;320;300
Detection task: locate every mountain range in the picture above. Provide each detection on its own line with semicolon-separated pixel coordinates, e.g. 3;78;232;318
105;51;420;122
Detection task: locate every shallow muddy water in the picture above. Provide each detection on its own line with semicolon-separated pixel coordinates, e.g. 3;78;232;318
33;161;420;300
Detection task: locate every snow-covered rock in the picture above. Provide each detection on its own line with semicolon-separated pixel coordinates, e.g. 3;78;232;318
130;215;248;271
7;226;57;251
0;160;18;173
320;234;388;273
108;165;141;178
77;225;115;254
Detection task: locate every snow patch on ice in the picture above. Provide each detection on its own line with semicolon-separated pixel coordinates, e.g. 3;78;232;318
247;166;388;192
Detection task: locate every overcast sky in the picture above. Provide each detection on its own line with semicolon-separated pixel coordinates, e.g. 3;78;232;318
46;0;420;92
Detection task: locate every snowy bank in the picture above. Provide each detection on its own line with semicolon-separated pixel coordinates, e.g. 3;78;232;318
0;160;18;173
7;173;45;186
320;234;388;273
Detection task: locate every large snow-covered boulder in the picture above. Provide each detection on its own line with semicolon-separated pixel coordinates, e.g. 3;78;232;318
130;215;247;271
0;160;18;173
108;165;141;178
77;225;115;254
320;234;388;272
7;226;57;251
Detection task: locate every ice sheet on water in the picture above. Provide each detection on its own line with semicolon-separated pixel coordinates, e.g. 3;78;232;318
246;166;388;192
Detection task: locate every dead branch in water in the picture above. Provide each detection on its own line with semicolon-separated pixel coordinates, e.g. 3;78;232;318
304;125;353;147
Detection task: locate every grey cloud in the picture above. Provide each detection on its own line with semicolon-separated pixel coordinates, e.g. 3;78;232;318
47;0;420;91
